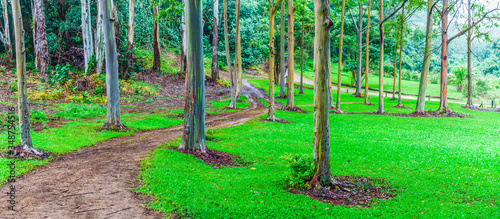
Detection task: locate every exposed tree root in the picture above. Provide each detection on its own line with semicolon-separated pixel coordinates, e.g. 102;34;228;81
291;175;396;207
170;148;242;167
100;123;129;132
462;104;477;109
392;104;409;109
330;108;344;114
6;144;51;160
263;117;290;123
281;106;306;113
360;102;374;106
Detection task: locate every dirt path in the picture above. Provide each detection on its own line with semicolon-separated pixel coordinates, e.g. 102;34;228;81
0;80;267;219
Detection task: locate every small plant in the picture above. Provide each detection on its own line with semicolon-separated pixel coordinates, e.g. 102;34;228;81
30;109;48;123
8;81;17;92
51;63;72;83
281;154;315;189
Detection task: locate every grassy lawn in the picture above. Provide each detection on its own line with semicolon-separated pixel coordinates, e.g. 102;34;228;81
297;59;465;100
137;79;500;218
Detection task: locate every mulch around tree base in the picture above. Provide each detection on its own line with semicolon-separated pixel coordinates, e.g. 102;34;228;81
170;148;241;167
2;145;51;160
289;176;396;208
281;106;306;113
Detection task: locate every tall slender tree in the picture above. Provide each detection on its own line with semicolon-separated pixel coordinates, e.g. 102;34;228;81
364;0;372;105
11;0;45;157
32;0;49;80
152;0;161;72
102;0;126;129
1;0;12;62
179;0;206;152
279;0;286;98
235;0;243;98
396;6;405;108
81;0;93;73
211;0;219;82
466;0;473;108
268;0;285;121
351;2;363;97
286;0;295;108
312;0;333;185
334;0;346;113
415;0;434;114
96;2;104;74
224;0;236;108
391;16;402;100
181;0;187;74
126;0;136;76
299;0;305;94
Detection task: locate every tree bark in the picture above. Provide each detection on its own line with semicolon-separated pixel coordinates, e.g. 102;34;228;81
32;0;49;80
377;0;385;114
466;0;473;108
81;0;93;73
126;0;135;76
335;0;345;113
438;0;450;112
415;0;434;113
286;0;295;108
392;17;401;100
12;0;43;155
234;0;243;98
152;0;161;72
364;0;371;105
181;0;187;74
397;6;405;107
179;0;207;152
96;2;105;74
211;0;219;82
279;0;286;98
1;0;12;62
268;0;285;120
355;2;363;97
299;0;304;94
224;0;235;108
102;0;126;129
312;0;333;185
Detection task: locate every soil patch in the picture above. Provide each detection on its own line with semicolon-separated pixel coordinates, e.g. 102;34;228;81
170;148;240;167
289;176;396;208
392;105;410;109
281;106;306;113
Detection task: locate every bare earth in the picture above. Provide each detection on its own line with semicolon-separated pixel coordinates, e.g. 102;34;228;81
0;80;268;219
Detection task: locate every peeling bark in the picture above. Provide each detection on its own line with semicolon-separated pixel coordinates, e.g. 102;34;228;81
81;0;93;73
180;0;207;152
438;0;451;112
211;0;219;82
32;0;49;80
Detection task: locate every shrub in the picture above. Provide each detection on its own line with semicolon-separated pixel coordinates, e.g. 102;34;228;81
281;154;315;189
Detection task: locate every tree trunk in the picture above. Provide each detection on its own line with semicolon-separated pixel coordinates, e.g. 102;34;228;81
235;0;243;98
286;0;295;108
152;0;161;72
438;0;450;112
279;0;286;98
12;0;44;156
392;18;401;100
268;0;285;120
355;2;363;97
181;0;187;74
377;0;384;114
81;0;93;73
223;0;235;108
397;6;405;107
113;6;121;50
466;0;473;108
415;0;434;113
299;0;304;94
1;0;12;62
32;0;49;80
126;0;135;76
179;0;207;152
102;0;126;129
364;0;371;104
335;0;345;113
211;0;219;82
96;2;105;74
312;0;333;185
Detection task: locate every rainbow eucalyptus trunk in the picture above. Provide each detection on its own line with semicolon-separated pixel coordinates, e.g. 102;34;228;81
11;0;44;156
96;3;104;74
466;0;473;108
1;0;12;62
364;0;372;105
286;0;295;108
299;0;305;94
392;21;401;100
102;0;126;129
312;0;333;185
152;0;161;72
396;7;405;107
415;0;434;114
211;0;219;82
32;0;49;80
438;0;451;112
181;0;187;74
223;0;236;108
334;0;345;113
268;0;284;120
81;0;93;73
279;1;286;98
126;0;136;76
180;0;207;152
377;0;385;114
355;2;363;97
235;0;243;98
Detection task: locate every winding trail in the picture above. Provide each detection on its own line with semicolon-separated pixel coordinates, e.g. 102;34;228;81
0;80;267;219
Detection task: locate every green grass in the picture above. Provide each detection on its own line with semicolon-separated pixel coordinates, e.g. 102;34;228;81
298;59;465;100
135;49;180;74
210;96;251;112
137;79;500;218
54;103;107;120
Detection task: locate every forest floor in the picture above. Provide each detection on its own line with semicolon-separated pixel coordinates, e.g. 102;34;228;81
0;79;269;218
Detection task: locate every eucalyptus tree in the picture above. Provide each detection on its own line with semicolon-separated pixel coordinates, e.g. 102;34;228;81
81;0;93;73
312;0;333;185
396;6;405;107
350;1;364;97
127;0;136;75
391;15;402;100
181;0;187;74
364;0;372;105
32;0;49;80
11;0;45;157
235;0;243;98
286;0;296;108
211;0;220;82
179;0;207;152
415;0;435;114
96;2;104;74
1;0;12;61
279;0;286;98
267;0;285;121
299;0;305;94
334;0;346;113
224;0;236;108
101;0;126;129
152;0;161;72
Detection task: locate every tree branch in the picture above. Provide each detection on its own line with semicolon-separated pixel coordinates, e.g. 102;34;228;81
448;4;500;42
349;9;359;32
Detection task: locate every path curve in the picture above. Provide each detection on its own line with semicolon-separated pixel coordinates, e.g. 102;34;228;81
0;81;267;219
